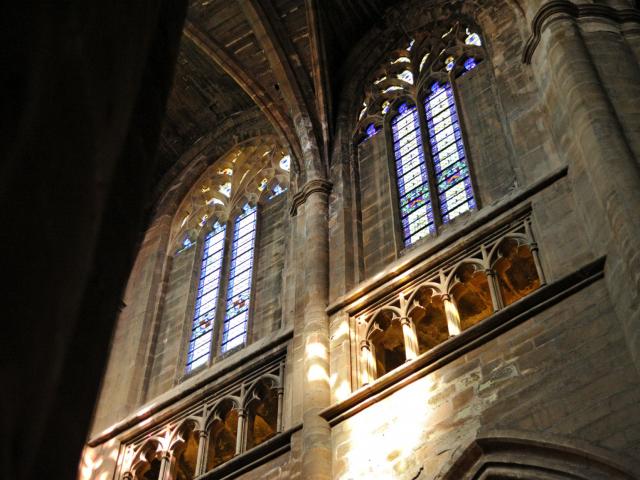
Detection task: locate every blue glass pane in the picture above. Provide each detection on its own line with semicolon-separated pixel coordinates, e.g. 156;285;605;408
186;223;226;373
424;82;475;224
221;205;257;353
392;104;435;246
464;57;477;71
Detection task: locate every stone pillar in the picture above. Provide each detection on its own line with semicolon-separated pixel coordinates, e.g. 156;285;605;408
528;6;640;370
276;386;285;433
485;270;503;312
235;408;247;455
293;179;332;480
158;452;172;480
360;340;376;385
525;217;546;286
443;294;462;336
195;429;208;475
400;316;419;360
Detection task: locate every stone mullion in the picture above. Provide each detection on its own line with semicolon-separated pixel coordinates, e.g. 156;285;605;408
400;316;419;360
442;294;462;337
360;339;376;385
211;218;235;361
416;94;443;231
525;217;547;286
195;429;208;475
485;269;504;312
297;180;332;480
532;15;640;370
158;452;172;480
235;408;247;455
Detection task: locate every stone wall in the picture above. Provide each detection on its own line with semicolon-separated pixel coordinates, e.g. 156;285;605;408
330;279;640;479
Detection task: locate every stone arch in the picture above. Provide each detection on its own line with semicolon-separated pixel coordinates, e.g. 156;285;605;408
365;305;406;378
439;435;639;480
490;235;541;306
243;376;280;450
130;438;163;480
204;397;241;471
169;418;200;480
448;260;493;330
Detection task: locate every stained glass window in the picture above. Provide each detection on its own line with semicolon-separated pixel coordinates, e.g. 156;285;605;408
392;102;434;246
356;24;483;248
186;222;227;373
221;204;257;353
424;82;476;223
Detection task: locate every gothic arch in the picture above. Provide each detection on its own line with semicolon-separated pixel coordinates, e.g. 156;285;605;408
439;435;639;480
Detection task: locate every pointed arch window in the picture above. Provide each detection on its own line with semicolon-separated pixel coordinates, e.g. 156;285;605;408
178;143;291;374
357;23;484;247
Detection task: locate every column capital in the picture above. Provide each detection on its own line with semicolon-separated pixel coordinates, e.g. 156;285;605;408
523;1;640;64
360;339;371;350
289;179;333;216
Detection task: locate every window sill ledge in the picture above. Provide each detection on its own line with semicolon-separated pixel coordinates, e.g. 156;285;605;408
197;424;301;480
320;255;605;427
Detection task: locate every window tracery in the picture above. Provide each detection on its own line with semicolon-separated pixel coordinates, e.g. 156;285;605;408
356;23;485;247
357;216;545;384
173;138;291;373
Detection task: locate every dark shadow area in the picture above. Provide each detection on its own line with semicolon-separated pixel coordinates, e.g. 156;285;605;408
0;2;187;479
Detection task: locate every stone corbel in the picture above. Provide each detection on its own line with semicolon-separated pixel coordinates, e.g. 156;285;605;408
289;179;332;216
523;0;640;64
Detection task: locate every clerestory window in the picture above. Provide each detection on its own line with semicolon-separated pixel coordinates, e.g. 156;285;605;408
357;24;484;247
176;142;291;374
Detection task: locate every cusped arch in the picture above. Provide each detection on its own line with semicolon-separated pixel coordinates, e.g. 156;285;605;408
405;281;445;313
439;435;639;480
204;396;242;431
444;258;487;294
243;374;281;409
129;437;163;477
168;416;203;451
364;305;402;340
487;233;529;266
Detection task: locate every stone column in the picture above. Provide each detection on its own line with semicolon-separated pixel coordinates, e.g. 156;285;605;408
235;408;247;455
528;6;640;370
525;217;546;286
293;179;332;480
442;294;462;336
400;316;419;360
360;340;376;386
158;452;172;480
195;429;208;475
485;270;503;312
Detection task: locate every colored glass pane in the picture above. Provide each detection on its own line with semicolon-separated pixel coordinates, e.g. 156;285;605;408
279;155;291;171
391;103;434;245
186;223;226;373
221;205;257;353
424;82;476;223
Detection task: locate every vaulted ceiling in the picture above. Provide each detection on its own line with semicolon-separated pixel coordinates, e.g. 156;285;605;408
155;0;403;187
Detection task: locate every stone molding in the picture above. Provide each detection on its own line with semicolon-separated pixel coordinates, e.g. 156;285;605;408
523;1;640;64
88;327;293;447
289;178;332;216
320;256;606;426
440;433;639;479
